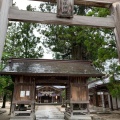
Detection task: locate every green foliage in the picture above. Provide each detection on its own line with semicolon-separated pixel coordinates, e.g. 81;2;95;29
0;76;13;94
40;4;117;63
108;79;120;98
87;7;110;17
107;63;120;98
38;3;120;98
61;89;66;99
3;5;43;59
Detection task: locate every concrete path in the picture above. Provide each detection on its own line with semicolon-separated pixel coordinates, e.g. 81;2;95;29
35;105;64;120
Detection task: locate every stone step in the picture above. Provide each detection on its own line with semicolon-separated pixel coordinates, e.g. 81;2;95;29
10;116;36;120
64;113;92;120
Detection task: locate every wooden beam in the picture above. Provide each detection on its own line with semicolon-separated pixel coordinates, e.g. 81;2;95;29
0;0;12;62
112;2;120;60
0;0;2;10
8;7;115;28
29;0;120;8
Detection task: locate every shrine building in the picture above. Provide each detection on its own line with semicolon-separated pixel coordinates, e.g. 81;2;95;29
36;86;63;104
0;58;103;120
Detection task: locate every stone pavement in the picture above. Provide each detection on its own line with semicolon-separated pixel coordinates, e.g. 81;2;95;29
0;102;120;120
35;105;64;120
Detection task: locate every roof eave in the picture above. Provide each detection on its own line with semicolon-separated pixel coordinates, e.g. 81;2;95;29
0;72;104;77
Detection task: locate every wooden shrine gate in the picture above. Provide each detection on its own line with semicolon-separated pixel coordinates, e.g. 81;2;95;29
0;58;103;120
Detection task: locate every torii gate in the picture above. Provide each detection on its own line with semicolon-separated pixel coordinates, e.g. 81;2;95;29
0;0;120;61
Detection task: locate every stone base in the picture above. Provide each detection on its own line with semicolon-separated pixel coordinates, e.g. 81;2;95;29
64;112;91;120
10;114;36;120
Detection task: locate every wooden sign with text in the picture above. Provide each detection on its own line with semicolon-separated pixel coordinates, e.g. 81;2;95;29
57;0;74;18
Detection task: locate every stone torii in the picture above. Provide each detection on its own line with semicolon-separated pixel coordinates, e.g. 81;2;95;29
0;0;120;61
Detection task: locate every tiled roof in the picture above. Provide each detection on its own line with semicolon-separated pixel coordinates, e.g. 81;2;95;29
0;58;103;77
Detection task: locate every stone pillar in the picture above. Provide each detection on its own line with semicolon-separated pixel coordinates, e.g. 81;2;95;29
101;92;105;111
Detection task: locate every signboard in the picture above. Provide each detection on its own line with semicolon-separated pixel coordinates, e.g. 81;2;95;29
20;91;25;97
20;91;30;97
26;91;30;96
57;0;74;18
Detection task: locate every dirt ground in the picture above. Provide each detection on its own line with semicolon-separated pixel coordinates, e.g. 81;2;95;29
0;102;10;120
0;102;120;120
92;112;120;120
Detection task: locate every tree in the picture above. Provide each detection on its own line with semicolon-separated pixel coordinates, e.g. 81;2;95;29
4;5;43;59
40;4;116;62
0;75;13;108
0;5;44;108
0;53;13;108
40;4;93;60
38;3;120;98
107;63;120;99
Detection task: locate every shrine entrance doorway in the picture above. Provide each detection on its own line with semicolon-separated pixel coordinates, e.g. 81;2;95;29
36;85;65;104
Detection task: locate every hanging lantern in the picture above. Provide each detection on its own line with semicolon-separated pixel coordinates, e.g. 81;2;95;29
57;0;74;18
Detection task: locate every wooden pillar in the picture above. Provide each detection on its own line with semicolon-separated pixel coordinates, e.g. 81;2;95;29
66;85;70;101
9;90;13;115
108;93;111;108
116;98;118;110
11;104;15;117
112;2;120;60
60;91;62;103
0;0;2;10
52;96;53;103
94;91;98;106
110;95;113;111
33;80;36;112
40;96;41;103
0;0;12;62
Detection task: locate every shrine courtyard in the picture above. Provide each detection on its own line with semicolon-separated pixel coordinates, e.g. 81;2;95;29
0;102;120;120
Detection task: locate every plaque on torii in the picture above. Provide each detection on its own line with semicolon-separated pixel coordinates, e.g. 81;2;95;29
57;0;74;18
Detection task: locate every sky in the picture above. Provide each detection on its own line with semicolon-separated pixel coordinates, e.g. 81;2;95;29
13;0;40;10
13;0;53;59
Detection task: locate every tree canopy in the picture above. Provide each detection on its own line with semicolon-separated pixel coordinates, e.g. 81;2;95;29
3;5;43;60
38;3;120;98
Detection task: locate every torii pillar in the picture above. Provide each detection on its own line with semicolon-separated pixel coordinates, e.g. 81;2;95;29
0;0;12;62
112;2;120;60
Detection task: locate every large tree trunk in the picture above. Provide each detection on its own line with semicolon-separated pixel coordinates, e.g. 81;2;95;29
1;93;7;108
